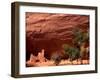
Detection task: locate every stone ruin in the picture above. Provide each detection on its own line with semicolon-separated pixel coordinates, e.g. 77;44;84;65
26;49;47;66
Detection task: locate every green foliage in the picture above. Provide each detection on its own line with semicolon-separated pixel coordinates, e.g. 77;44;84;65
73;29;83;45
62;28;89;64
62;44;80;61
62;44;70;53
73;28;89;46
72;28;89;64
83;32;89;42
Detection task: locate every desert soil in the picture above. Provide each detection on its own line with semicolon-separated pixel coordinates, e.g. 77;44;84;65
26;59;89;67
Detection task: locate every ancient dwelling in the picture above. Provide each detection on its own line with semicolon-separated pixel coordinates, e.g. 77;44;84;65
26;49;47;67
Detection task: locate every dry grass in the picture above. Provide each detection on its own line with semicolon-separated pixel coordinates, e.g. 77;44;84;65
26;59;89;67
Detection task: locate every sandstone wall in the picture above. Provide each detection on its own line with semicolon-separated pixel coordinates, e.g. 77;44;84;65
26;12;89;60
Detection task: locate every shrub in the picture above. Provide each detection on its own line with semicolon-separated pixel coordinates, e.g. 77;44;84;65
51;52;62;66
62;44;80;64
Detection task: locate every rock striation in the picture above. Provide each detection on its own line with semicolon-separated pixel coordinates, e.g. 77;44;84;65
26;12;89;60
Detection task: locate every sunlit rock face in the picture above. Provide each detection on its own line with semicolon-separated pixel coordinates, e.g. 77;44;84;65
26;12;89;60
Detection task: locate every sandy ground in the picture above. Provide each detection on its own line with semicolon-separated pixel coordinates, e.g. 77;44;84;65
26;59;89;67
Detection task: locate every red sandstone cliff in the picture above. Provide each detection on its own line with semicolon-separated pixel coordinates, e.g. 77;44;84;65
26;12;89;60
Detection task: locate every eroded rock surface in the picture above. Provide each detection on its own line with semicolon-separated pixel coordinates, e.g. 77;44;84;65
26;12;89;60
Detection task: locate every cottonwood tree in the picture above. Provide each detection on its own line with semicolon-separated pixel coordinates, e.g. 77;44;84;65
72;28;89;64
62;44;80;64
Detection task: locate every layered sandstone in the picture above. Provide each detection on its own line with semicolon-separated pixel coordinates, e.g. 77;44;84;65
26;12;89;60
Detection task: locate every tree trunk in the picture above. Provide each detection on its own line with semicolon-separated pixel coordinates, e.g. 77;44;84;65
80;42;86;64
